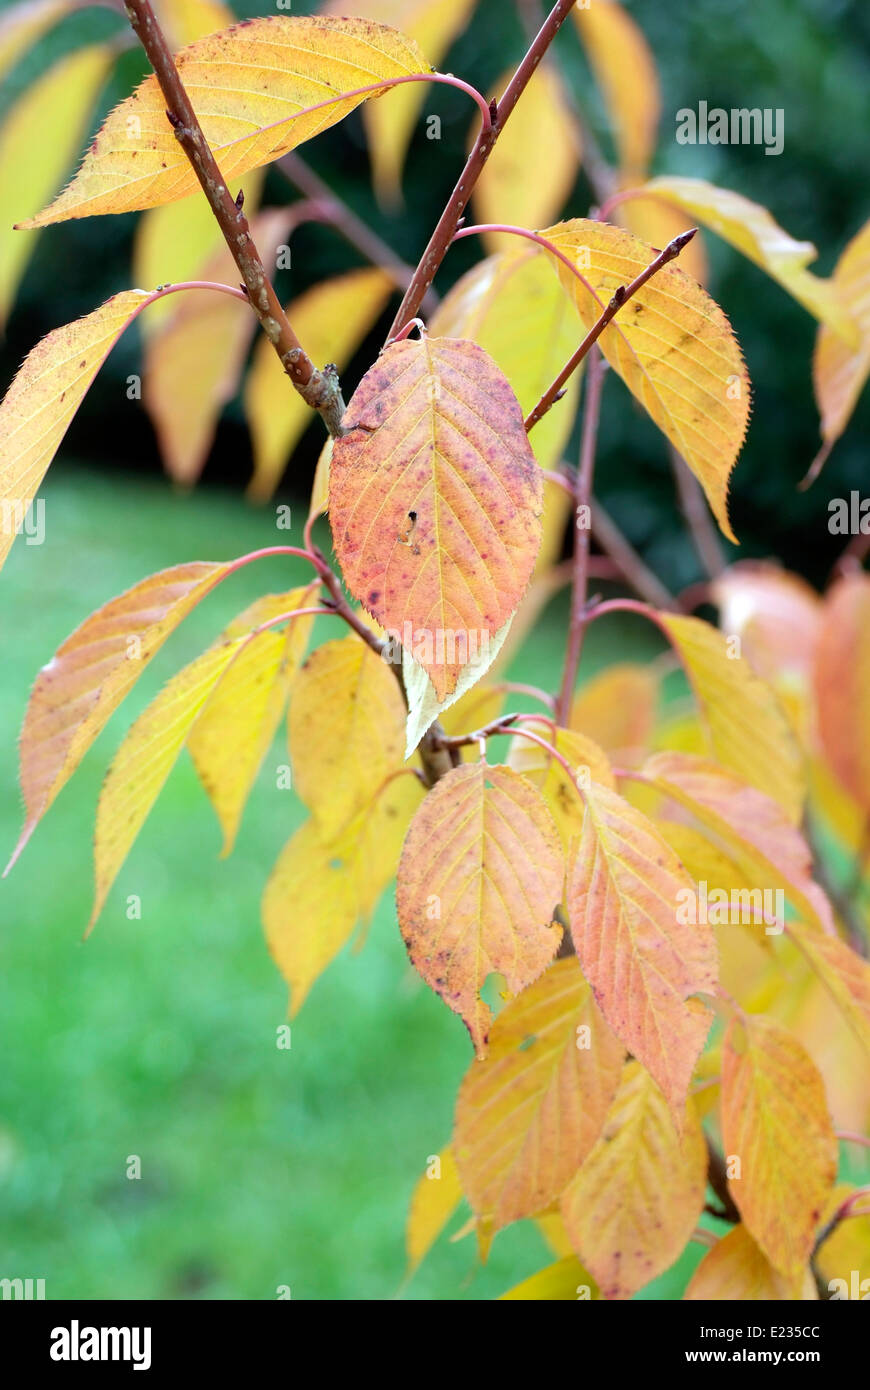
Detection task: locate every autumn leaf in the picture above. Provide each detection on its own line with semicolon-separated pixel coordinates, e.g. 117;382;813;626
262;818;359;1016
815;1184;870;1296
89;636;244;930
0;0;70;83
151;0;232;48
721;1014;837;1279
813;573;870;814
453;958;624;1240
0;289;153;574
1;44;112;329
329;335;543;701
132;169;264;336
573;0;660;178
569;662;659;761
542;219;750;541
323;0;475;208
405;1145;463;1276
788;922;870;1055
644;751;836;938
395;763;563;1055
811;218;870;478
560;1061;707;1300
566;780;716;1117
508;720;615;848
187;589;317;855
288;635;406;839
245;268;393;500
711;562;821;690
401;615;512;759
685;1224;817;1301
22;16;432;226
641;177;858;341
473;66;581;250
657;611;805;822
144;210;289;485
500;1255;599;1301
428;245;583;474
617;190;708;286
6;561;229;873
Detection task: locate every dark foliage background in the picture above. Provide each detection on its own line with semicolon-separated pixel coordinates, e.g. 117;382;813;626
1;0;868;592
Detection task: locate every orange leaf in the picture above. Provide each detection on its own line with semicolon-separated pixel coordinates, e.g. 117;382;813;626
453;958;624;1238
721;1014;837;1280
685;1224;817;1301
569;661;659;760
22;16;432;225
573;0;660;178
812;218;870;477
813;573;870;815
329;335;543;700
7;560;229;873
395;764;563;1055
560;1060;707;1299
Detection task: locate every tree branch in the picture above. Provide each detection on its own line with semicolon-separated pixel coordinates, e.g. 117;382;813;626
671;445;726;579
124;0;346;437
385;0;579;341
591;496;677;610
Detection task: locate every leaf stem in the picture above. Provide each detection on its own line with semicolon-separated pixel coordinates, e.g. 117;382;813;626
385;0;580;341
123;0;347;436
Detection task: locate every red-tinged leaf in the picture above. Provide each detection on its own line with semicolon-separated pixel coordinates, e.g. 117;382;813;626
560;1061;707;1300
453;958;624;1239
813;573;870;814
569;662;659;762
685;1225;817;1301
395;764;563;1056
721;1014;837;1280
7;560;230;873
711;562;822;688
566;781;717;1117
329;335;543;700
643;750;837;937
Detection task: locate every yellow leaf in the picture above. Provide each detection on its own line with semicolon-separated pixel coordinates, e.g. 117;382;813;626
89;636;243;930
262;818;359;1016
329;335;543;701
152;0;233;48
643;751;836;938
542;218;750;541
0;0;69;83
812;219;870;476
617;188;708;286
144;209;289;484
308;437;333;524
437;683;505;762
508;719;615;849
132;169;264;335
721;1014;837;1280
658;612;805;822
787;926;870;1056
348;770;423;924
573;0;660;177
642;177;858;342
499;1255;599;1301
323;0;475;207
473;66;581;252
288;635;406;839
813;574;870;815
0;289;152;574
560;1061;707;1300
405;1146;463;1276
7;560;229;872
685;1225;817;1300
22;16;433;226
1;44;112;329
453;958;624;1236
815;1184;870;1296
245;268;393;500
187;589;317;855
566;781;716;1117
396;763;563;1056
656;818;777;960
569;661;659;760
428;245;583;474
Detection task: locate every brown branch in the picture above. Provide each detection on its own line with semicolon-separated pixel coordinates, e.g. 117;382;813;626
385;0;579;340
524;228;698;431
591;496;677;610
704;1135;741;1224
124;0;346;437
555;348;607;725
671;445;726;579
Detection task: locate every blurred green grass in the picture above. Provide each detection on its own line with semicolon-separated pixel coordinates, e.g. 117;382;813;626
0;467;696;1301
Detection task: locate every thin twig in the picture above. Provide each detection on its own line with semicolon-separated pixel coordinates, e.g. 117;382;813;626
591;496;676;610
671;444;726;579
385;0;580;341
124;0;346;436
